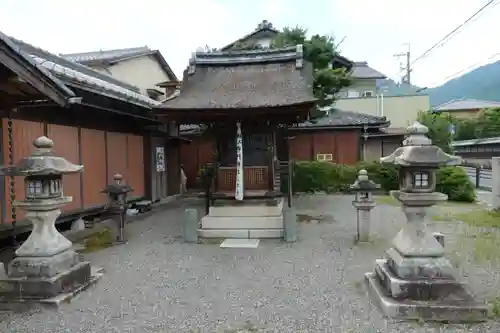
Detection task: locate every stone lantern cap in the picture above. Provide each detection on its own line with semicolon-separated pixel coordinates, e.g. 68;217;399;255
380;121;462;167
350;169;380;191
0;136;83;176
101;174;134;194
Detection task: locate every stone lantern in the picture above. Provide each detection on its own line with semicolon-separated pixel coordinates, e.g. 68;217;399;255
365;122;488;322
101;173;133;243
350;169;380;242
0;136;99;303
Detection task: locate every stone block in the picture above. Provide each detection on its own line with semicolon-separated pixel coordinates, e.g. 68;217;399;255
201;216;283;229
197;229;249;239
386;247;455;280
365;271;488;322
283;207;297;242
183;208;199;243
0;261;91;299
374;259;466;300
8;249;78;278
249;229;283;238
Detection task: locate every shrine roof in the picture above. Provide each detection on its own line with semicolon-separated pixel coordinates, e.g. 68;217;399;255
156;45;316;110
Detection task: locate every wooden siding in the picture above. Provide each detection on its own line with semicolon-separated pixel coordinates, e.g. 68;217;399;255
81;128;107;208
0;119;147;225
126;135;145;197
2;119;44;223
47;124;81;212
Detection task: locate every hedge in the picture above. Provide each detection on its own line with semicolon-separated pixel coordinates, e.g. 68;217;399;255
284;161;475;202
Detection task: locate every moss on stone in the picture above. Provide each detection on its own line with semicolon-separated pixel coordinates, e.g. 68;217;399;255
81;228;114;253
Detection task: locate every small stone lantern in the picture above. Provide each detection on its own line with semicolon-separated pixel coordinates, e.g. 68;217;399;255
0;136;98;302
365;122;488;322
101;173;133;243
350;169;380;242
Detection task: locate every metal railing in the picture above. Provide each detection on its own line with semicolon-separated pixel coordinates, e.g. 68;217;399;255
463;164;492;191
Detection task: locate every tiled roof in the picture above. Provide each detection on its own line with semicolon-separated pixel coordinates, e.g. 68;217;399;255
351;61;386;79
221;20;279;51
180;110;388;134
158;46;316;110
10;38;160;108
61;47;178;81
0;30;75;102
434;98;500;111
298;110;389;128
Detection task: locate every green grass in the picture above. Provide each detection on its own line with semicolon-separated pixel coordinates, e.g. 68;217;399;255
374;195;477;207
432;209;500;228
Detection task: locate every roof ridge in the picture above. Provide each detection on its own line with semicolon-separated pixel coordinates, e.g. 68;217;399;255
10;37;141;92
61;46;150;56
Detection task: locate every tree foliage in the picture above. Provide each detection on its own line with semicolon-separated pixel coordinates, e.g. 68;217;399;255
417;111;454;153
454;108;500;140
229;26;351;118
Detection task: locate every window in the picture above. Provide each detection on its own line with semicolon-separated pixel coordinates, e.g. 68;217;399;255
27;180;43;195
316;153;333;161
413;172;429;188
347;90;360;98
362;91;374;97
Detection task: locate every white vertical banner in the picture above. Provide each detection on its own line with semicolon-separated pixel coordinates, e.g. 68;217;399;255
235;121;244;201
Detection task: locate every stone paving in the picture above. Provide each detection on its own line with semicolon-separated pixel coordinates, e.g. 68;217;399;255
0;195;499;332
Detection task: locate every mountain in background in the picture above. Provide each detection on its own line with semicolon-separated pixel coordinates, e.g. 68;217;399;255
424;60;500;107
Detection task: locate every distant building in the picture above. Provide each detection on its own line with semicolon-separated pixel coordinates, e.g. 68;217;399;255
433;98;500;119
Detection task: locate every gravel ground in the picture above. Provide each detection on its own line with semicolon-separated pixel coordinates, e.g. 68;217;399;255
0;195;499;333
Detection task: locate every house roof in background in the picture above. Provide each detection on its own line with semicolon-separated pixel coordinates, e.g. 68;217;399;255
351;61;386;79
10;38;160;108
158;46;316;110
221;20;279;51
434;98;500;111
0;30;75;105
61;46;178;82
298;110;389;128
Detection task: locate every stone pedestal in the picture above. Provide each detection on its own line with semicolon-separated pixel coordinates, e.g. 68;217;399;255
367;122;487;322
184;208;199;243
352;202;375;242
0;136;102;308
366;193;488;322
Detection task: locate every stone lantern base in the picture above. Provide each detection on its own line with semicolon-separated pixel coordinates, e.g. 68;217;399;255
365;254;489;322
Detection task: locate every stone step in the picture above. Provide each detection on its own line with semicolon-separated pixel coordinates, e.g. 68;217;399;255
201;215;283;229
209;202;283;217
198;228;283;239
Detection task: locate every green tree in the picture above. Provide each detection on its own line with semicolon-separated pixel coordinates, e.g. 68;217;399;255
475;108;500;138
271;27;351;116
230;26;351;118
417;111;454;153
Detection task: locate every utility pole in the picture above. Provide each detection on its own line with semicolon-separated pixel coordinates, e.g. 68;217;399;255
394;44;411;84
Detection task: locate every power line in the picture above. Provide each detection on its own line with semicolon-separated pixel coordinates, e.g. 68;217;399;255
393;0;498;80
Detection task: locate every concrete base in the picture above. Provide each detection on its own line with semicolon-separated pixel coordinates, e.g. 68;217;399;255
8;249;79;278
199;198;284;239
0;266;103;310
365;259;488;322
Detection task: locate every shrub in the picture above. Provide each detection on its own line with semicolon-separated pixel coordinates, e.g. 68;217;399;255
286;161;475;202
436;166;475;202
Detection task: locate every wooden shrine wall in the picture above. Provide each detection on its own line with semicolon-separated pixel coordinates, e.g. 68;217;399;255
0;119;145;225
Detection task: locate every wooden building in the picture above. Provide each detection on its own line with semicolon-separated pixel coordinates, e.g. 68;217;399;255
0;32;184;237
155;46;315;197
179;110;404;189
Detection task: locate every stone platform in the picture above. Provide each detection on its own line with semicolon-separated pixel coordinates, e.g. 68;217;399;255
198;198;284;239
0;263;103;310
365;259;488;322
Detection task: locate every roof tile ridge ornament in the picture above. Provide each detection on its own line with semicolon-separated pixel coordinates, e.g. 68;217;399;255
296;44;303;69
190;45;302;67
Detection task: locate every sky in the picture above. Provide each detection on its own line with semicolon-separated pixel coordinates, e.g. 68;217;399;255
0;0;499;88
